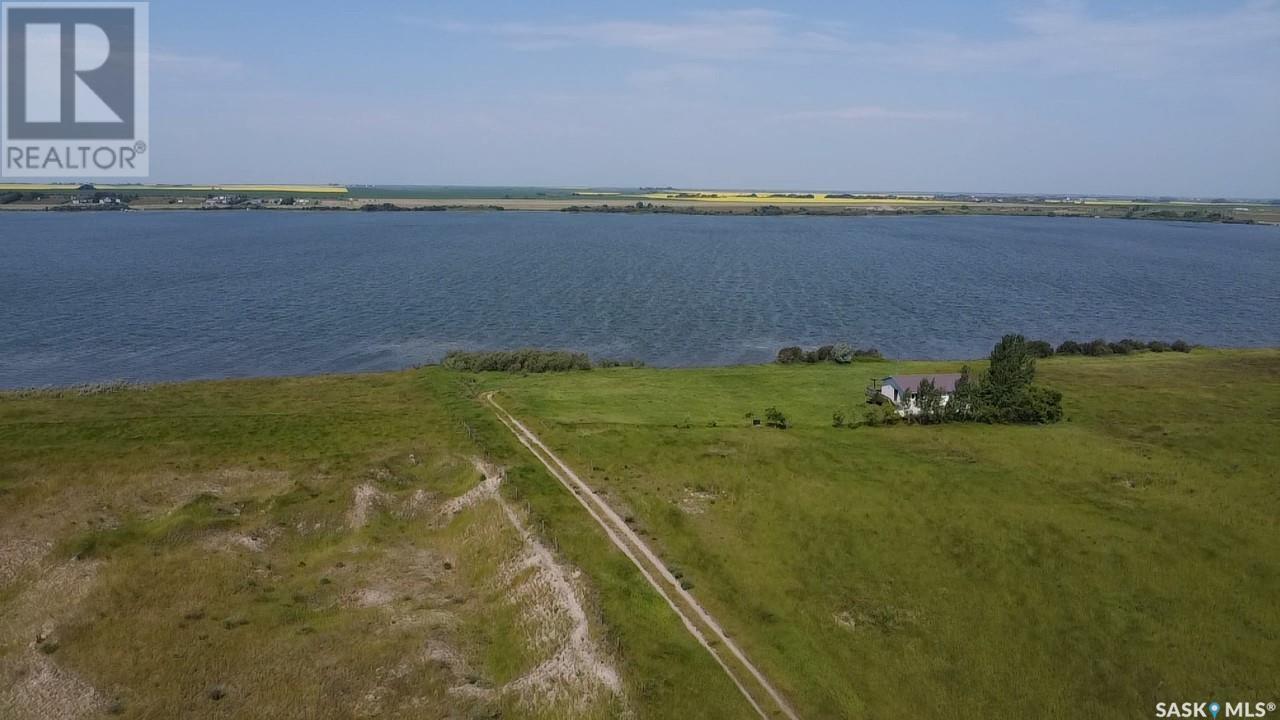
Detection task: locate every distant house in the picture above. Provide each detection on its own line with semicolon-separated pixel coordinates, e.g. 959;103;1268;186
204;194;246;207
867;373;964;416
75;183;96;203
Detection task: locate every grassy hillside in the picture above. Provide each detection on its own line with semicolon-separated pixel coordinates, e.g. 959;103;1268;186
0;374;750;719
477;350;1280;719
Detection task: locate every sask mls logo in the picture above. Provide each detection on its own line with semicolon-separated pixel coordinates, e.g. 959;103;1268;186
1157;701;1278;718
2;1;149;177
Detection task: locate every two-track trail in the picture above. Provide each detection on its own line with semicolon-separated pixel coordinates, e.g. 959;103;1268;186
483;391;799;720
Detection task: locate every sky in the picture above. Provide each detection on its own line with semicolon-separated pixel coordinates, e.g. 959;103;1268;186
88;1;1280;195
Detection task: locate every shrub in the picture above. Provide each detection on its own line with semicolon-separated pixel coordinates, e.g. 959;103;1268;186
778;343;882;364
1007;385;1064;423
776;346;805;364
1053;338;1195;356
597;358;645;368
974;384;1063;424
1085;339;1112;356
441;349;591;373
764;407;790;429
1026;340;1055;358
864;403;899;427
831;410;846;428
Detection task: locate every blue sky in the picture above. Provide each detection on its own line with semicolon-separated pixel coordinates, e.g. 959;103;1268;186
137;1;1280;195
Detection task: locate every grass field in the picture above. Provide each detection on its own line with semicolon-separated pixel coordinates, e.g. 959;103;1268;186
2;351;1277;718
0;374;749;719
475;350;1280;718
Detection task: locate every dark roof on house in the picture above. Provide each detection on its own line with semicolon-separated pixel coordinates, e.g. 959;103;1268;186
885;373;964;393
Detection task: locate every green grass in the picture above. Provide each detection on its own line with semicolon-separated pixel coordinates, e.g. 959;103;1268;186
3;351;1276;718
476;349;1280;719
0;371;750;719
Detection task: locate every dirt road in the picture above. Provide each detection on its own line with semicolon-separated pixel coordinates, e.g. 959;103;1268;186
483;392;799;720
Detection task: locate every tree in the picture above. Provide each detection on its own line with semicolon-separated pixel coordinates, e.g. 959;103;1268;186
913;378;945;424
764;407;789;429
1026;340;1055;358
975;336;1063;424
946;365;980;421
1056;340;1083;355
830;342;855;364
1085;338;1112;356
986;334;1037;394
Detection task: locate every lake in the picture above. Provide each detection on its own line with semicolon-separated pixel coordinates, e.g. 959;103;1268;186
1;211;1277;387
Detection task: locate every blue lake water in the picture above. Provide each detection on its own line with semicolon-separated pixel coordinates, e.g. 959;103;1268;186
1;211;1277;387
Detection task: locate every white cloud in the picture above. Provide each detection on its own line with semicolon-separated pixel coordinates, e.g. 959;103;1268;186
780;106;970;123
441;9;841;60
854;2;1280;78
437;3;1280;80
150;51;243;77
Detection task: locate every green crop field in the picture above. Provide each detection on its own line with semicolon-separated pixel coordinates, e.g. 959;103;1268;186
2;350;1276;718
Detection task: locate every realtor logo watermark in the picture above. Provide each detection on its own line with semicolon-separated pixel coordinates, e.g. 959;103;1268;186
2;1;148;176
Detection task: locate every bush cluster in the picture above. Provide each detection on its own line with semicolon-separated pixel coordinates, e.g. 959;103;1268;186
596;358;646;368
764;407;790;429
1053;338;1191;356
777;342;882;364
441;349;592;373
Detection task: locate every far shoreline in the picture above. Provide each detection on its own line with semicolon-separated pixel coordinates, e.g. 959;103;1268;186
2;184;1276;224
1;203;1274;226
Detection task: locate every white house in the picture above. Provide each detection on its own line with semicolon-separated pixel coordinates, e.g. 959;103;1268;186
867;373;964;416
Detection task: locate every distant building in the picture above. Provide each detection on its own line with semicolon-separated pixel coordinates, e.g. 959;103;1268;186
204;194;246;207
867;373;964;416
75;184;96;203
